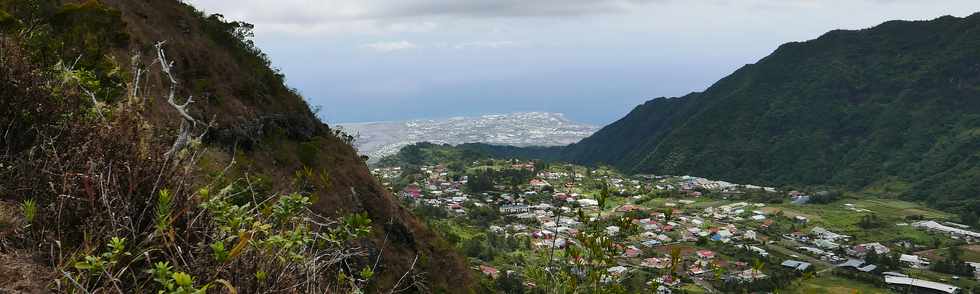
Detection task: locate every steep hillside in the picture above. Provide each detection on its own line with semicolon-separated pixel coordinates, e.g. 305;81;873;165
562;14;980;226
0;0;469;292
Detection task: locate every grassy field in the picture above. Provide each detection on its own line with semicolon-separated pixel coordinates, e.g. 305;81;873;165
767;198;954;244
915;244;980;263
901;268;979;290
632;195;955;246
678;284;708;293
788;275;892;294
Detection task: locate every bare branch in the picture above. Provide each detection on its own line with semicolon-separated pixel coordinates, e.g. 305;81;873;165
130;54;145;100
155;41;198;126
389;253;420;294
154;41;205;158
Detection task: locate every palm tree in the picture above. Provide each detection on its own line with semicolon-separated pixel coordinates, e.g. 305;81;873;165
668;247;683;278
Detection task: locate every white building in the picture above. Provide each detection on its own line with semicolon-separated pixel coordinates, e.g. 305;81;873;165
884;276;961;294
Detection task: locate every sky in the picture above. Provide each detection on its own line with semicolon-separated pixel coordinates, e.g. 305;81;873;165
185;0;980;125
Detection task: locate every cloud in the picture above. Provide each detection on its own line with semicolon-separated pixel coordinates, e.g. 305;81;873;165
386;21;439;33
362;41;419;52
452;41;521;50
378;0;662;18
186;0;662;35
362;40;525;52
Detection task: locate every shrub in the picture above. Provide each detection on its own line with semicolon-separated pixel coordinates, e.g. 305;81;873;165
0;32;380;293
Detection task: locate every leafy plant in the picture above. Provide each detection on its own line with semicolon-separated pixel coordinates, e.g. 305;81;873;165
73;237;130;274
269;193;310;224
150;262;209;294
155;189;174;234
209;241;228;263
20;198;36;224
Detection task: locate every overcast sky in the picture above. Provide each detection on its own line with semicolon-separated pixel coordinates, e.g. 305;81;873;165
185;0;980;125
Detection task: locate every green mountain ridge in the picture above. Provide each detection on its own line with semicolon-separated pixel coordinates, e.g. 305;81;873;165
429;13;980;227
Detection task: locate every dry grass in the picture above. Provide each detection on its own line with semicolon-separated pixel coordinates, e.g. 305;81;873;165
0;201;24;237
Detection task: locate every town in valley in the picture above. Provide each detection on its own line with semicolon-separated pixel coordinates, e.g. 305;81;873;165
373;152;980;293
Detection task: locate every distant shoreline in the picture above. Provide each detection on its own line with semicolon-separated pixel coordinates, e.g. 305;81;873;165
333;111;570;126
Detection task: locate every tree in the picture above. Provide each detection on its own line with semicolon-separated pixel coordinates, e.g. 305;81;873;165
857;214;884;229
668;247;683;279
931;246;975;276
495;272;525;294
751;259;765;280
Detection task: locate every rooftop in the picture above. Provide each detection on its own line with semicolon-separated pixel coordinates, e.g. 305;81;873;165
884;276;960;294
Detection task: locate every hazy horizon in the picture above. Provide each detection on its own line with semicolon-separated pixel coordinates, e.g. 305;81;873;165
186;0;980;125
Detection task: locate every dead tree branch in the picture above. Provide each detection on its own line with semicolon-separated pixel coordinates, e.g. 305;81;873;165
154;41;204;158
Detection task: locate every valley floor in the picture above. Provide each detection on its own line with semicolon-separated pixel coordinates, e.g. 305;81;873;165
373;158;980;293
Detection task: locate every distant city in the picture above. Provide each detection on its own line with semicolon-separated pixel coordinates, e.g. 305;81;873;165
339;112;598;160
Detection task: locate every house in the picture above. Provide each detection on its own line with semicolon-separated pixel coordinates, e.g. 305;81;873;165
761;219;775;229
402;184;422;198
900;254;930;268
607;266;628;276
655;275;681;287
780;260;811;271
688;265;706;275
748;246;769;257
839;259;877;273
814;239;840;250
791;195;811;205
884;276;961;294
606;226;621;236
529;178;551;189
811;227;850;242
913;221;980;241
500;204;531;214
642;240;662;247
848;242;890;258
534;238;567;249
715;229;734;242
480;265;500;279
697;250;716;260
798;246;828;256
532;230;555;239
577;198;599;207
735;269;768;281
642;257;670;269
623;246;642;258
969;262;980;274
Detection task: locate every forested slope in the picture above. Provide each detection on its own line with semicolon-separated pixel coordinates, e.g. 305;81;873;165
562;14;980;226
